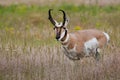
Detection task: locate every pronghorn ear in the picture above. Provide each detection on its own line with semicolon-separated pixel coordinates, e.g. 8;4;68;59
64;18;69;27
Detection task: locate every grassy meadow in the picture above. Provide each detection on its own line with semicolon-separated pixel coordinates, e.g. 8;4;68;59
0;3;120;80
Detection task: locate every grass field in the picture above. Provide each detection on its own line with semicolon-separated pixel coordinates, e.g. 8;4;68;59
0;3;120;80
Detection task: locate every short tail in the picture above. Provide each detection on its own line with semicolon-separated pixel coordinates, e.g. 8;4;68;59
103;32;110;43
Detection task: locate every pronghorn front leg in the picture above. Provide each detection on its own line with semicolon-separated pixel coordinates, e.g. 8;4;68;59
63;47;80;60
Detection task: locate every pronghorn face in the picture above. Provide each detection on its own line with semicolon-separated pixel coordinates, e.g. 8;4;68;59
54;27;62;40
48;9;68;40
54;26;67;40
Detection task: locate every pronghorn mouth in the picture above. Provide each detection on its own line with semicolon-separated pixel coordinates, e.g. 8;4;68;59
56;33;61;40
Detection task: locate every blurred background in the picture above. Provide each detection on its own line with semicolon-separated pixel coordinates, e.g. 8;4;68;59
0;0;120;6
0;0;120;80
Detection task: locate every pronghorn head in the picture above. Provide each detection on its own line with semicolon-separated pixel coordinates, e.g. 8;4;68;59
48;9;69;40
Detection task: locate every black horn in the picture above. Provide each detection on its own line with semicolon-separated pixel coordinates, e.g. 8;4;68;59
48;9;56;26
59;9;67;27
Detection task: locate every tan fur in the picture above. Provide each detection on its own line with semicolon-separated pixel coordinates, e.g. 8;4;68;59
62;29;108;58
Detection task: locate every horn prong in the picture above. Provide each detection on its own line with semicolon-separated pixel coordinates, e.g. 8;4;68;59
59;9;67;27
48;9;56;26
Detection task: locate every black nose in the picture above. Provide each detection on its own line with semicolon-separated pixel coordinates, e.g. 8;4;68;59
56;35;60;40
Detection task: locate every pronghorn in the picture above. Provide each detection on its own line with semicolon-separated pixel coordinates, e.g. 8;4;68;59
48;9;110;60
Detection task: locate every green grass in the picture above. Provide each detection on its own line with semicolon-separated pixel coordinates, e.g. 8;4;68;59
0;4;120;80
0;4;120;46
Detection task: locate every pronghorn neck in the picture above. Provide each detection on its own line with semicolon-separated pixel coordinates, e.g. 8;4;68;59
61;29;67;41
60;30;70;44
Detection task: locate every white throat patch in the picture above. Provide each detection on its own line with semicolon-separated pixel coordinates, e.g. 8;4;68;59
62;34;69;43
59;30;66;41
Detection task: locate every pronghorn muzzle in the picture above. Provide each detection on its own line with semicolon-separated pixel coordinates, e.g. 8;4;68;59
56;33;61;40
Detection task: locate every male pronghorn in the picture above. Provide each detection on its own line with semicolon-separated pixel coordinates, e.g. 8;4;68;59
48;9;110;60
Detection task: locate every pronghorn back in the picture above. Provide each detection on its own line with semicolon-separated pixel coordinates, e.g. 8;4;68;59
73;29;109;48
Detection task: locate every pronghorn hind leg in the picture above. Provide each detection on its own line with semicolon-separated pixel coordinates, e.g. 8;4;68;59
95;48;100;61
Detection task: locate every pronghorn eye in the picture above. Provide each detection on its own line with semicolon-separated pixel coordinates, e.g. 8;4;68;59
53;27;55;30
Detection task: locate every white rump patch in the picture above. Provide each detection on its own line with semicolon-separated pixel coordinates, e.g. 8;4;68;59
103;32;110;43
84;38;99;56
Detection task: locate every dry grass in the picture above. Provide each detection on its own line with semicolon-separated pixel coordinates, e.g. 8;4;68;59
0;44;120;80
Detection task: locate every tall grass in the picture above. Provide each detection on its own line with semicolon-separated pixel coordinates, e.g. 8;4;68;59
0;44;120;80
0;4;120;80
